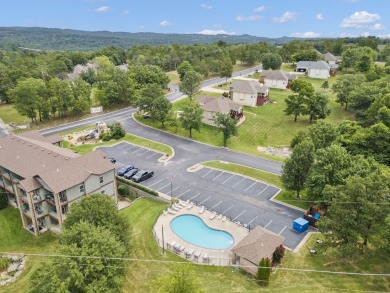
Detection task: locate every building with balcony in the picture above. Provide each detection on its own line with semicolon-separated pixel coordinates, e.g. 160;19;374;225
0;131;117;235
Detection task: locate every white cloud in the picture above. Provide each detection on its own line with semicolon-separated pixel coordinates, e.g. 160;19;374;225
196;29;236;35
94;6;110;12
200;3;212;10
159;20;172;26
371;23;385;30
340;11;380;28
236;15;262;22
290;32;320;38
273;12;297;23
316;14;324;20
255;6;267;12
379;34;390;39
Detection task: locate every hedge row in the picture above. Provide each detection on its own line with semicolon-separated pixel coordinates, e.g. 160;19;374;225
116;176;158;197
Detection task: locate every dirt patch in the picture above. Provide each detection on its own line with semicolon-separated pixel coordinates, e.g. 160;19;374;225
257;146;292;158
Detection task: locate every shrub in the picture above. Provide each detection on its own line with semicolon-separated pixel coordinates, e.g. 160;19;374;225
0;191;8;210
101;134;112;141
256;257;271;286
116;176;158;196
0;257;10;270
118;185;129;196
272;244;286;265
109;122;125;140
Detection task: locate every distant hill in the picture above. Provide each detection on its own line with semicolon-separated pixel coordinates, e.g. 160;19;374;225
0;27;295;51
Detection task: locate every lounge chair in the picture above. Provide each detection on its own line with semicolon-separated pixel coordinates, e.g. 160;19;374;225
202;253;209;263
168;241;176;250
175;203;184;209
178;245;185;253
222;216;227;222
168;208;176;215
209;212;216;220
173;243;181;252
194;251;201;262
163;210;168;215
186;202;194;210
172;205;181;211
179;200;188;207
199;206;205;214
185;249;194;258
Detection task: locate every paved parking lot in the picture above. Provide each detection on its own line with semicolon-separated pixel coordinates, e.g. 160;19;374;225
99;142;314;250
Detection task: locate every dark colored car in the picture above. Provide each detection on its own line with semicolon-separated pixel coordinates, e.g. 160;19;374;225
124;168;139;180
132;170;154;183
117;165;134;176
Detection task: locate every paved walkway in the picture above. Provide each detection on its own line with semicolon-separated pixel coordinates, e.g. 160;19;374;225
153;203;249;266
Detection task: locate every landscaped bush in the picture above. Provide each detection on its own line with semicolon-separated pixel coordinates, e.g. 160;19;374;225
0;191;8;210
109;122;125;140
116;176;158;196
118;185;129;196
101;133;112;141
272;244;286;265
0;257;10;270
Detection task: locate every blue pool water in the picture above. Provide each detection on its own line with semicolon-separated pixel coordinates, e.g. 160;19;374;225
170;214;234;249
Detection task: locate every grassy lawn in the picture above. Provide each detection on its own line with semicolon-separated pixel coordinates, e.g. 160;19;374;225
202;161;310;210
0;207;58;293
0;103;30;125
167;71;180;85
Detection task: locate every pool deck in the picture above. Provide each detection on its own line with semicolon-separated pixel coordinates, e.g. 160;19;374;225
153;205;249;266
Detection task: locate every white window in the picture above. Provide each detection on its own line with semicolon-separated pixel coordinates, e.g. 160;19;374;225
99;176;103;184
79;184;85;193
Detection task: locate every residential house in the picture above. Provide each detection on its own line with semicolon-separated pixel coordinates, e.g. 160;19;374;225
229;80;269;107
197;95;243;126
259;70;298;90
296;60;331;79
323;52;342;65
231;226;285;276
0;131;117;236
67;62;99;80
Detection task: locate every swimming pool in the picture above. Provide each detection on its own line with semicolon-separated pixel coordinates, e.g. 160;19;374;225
170;214;234;249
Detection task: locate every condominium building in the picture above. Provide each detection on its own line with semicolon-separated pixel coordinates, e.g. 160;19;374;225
0;131;117;235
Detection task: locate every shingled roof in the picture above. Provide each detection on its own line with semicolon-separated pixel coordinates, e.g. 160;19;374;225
199;96;242;113
323;52;337;62
231;226;285;265
297;60;331;70
231;80;266;95
18;130;62;145
260;70;298;82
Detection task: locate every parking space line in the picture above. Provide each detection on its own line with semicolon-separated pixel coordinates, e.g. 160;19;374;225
189;192;201;200
247;214;260;226
232;178;246;188
141;150;151;157
171;186;182;193
211;200;222;209
202;169;213;178
223;205;235;214
124;146;136;152
257;186;269;196
199;196;211;205
157;183;172;191
244;181;257;191
264;220;273;228
212;171;224;181
146;179;164;188
146;152;158;159
232;210;247;221
137;149;149;156
177;190;191;198
278;226;287;235
130;148;142;154
221;174;235;185
116;144;129;150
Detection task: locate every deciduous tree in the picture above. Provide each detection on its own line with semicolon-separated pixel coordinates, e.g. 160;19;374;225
150;96;172;127
332;74;366;111
177;61;194;81
180;101;203;138
213;112;238;147
261;53;282;70
179;71;202;101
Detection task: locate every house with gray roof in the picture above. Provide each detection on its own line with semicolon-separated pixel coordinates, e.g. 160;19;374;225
67;62;99;80
0;131;117;235
197;95;243;126
231;226;285;275
229;80;269;107
323;52;342;65
296;60;331;79
259;70;299;89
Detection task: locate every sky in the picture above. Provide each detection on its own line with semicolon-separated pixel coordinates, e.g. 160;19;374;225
1;0;390;38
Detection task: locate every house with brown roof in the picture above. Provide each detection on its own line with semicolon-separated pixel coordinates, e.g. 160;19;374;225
231;226;285;276
259;70;299;90
197;95;243;126
229;80;270;107
0;131;117;235
323;52;342;65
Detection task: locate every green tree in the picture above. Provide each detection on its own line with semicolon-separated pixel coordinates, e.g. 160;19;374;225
129;65;170;90
213;112;238;147
306;91;331;123
292;49;322;63
70;78;91;116
179;71;203;101
177;61;194;81
332;74;366;110
321;81;329;91
150;96;172;127
290;121;337;150
29;222;126;293
284;95;306;122
180;101;203;138
354;54;373;73
219;57;233;83
136;83;164;113
64;194;129;248
8;78;47;123
285;79;315;122
80;67;97;85
261;53;283;70
152;266;205;293
281;139;315;197
108;122;126;139
256;258;271;286
166;110;180;133
320;171;390;254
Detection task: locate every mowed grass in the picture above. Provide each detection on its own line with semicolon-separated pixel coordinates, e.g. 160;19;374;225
121;198;262;293
0;207;58;293
0;103;30;125
167;71;180;85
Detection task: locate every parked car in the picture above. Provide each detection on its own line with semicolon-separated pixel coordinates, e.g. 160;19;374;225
132;170;154;183
124;168;139;180
117;165;134;176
